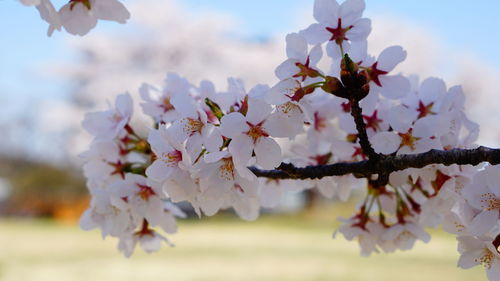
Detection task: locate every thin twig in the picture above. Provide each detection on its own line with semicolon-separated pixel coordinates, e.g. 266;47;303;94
349;100;378;159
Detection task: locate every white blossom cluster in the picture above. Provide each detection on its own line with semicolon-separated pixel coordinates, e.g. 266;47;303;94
19;0;129;36
78;0;500;279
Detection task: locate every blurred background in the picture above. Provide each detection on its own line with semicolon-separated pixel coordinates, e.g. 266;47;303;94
0;0;497;280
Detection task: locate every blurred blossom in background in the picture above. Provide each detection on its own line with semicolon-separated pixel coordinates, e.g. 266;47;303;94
0;0;497;280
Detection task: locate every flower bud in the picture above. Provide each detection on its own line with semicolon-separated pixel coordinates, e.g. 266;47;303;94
356;71;369;87
346;133;358;143
340;69;356;88
322;76;348;98
205;98;224;121
341;54;358;74
352;84;370;101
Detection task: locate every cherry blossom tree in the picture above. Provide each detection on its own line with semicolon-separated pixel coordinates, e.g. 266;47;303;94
19;0;500;280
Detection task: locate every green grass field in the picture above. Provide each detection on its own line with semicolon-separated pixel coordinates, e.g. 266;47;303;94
0;211;487;281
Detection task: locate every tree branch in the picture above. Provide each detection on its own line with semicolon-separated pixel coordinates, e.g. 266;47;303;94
350;99;378;159
249;146;500;180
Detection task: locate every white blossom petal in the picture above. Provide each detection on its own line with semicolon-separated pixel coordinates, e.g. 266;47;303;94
220;112;249;138
377;46;406;72
378;75;410;99
286;33;308;60
246;98;273;125
254;137;282;169
370;132;401;154
300;23;331;45
313;0;339;26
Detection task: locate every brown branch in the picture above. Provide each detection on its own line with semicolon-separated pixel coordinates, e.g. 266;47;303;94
250;146;500;180
350;99;378;159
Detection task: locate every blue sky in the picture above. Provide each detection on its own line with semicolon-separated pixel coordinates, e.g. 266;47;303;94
2;0;500;117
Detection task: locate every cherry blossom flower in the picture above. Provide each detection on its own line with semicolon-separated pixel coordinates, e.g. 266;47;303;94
140;73;192;123
82;92;133;140
442;201;475;235
305;95;345;143
381;221;430;251
221;181;261;221
57;0;129;36
162;174;202;216
118;228;173;258
193;151;260;219
209;78;248;112
81;140;123;188
336;219;385;256
145;126;192;182
301;0;371;59
275;33;323;81
457;235;500;281
463;166;500;236
168;91;222;159
267;79;315;138
80;189;132;238
361;46;411;99
220;97;283;169
109;174;166;226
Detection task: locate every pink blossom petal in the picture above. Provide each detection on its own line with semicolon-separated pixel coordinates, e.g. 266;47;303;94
254;137;282;169
346;18;371;41
388;105;418;133
313;0;339;26
60;3;97;36
202;125;223;153
246;97;273;125
204;150;229;163
419;77;447;104
309;44;323;65
94;0;130;23
468;210;497;236
326;41;344;59
146;160;174;181
347;40;367;63
486;259;500;281
228;135;254;167
275;59;300;80
148;128;174;155
370;132;401;154
264;108;304;138
220;112;249;138
339;0;365;26
286;33;308;60
230;190;260;221
377;46;406;72
170;92;197;118
300;23;331;45
379;75;410;99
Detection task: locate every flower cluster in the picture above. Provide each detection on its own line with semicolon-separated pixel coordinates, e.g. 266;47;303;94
78;0;500;280
80;93;185;256
20;0;129;36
